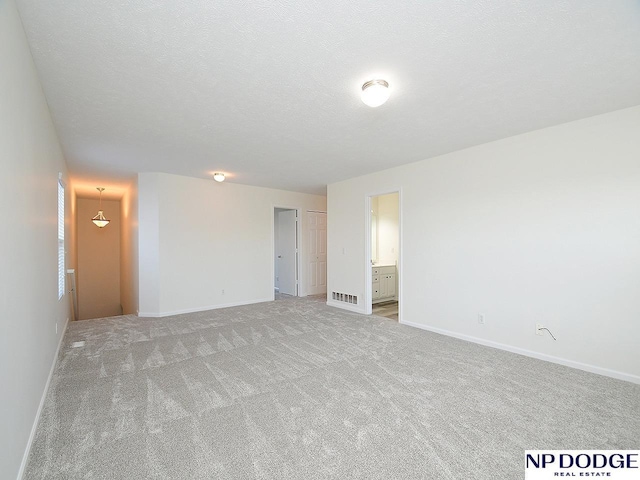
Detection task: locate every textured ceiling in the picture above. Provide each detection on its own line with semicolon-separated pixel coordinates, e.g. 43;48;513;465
15;0;640;195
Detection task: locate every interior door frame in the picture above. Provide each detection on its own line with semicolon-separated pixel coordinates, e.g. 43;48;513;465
272;205;301;299
364;188;402;320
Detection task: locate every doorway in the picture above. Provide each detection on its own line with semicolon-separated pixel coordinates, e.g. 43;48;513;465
274;208;298;296
76;196;122;320
368;192;400;320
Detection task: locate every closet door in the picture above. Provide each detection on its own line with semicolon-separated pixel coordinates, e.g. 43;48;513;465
307;211;327;295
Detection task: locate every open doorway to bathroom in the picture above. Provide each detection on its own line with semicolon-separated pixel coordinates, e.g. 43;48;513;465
274;207;299;296
370;192;399;321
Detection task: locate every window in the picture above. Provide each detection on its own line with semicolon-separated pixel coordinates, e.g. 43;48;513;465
58;179;65;299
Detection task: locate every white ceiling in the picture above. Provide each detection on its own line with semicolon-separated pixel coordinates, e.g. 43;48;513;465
16;0;640;196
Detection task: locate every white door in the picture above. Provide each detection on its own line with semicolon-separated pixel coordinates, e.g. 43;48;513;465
277;210;297;295
307;212;327;295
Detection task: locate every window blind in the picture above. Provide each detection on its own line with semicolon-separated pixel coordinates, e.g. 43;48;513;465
58;180;65;299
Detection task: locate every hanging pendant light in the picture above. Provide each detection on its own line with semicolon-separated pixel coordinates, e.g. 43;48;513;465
92;187;110;228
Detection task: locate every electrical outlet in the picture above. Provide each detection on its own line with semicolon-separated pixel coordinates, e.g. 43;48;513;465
221;289;225;295
478;314;485;325
536;323;544;336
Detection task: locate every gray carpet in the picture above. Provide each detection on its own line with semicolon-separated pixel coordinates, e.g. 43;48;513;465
24;295;639;479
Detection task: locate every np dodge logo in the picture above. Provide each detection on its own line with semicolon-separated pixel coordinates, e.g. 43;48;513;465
525;450;639;479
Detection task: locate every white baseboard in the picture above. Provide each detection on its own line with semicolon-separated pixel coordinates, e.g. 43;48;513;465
400;320;640;385
18;316;69;479
138;297;274;318
326;300;366;314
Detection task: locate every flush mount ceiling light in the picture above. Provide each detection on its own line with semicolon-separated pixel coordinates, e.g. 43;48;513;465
213;172;225;182
361;79;390;107
91;187;110;228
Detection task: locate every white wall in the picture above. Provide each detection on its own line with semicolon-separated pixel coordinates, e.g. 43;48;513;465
0;0;70;477
121;182;139;315
376;193;399;266
328;106;640;383
138;173;161;315
76;198;121;319
138;173;326;316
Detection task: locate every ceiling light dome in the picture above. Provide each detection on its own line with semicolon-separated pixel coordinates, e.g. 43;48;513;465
361;79;390;107
213;172;225;182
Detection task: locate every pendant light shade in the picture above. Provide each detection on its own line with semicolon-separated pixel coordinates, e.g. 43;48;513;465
92;187;110;228
92;211;109;228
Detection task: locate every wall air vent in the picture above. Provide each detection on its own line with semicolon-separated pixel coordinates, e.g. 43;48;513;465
331;292;358;304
